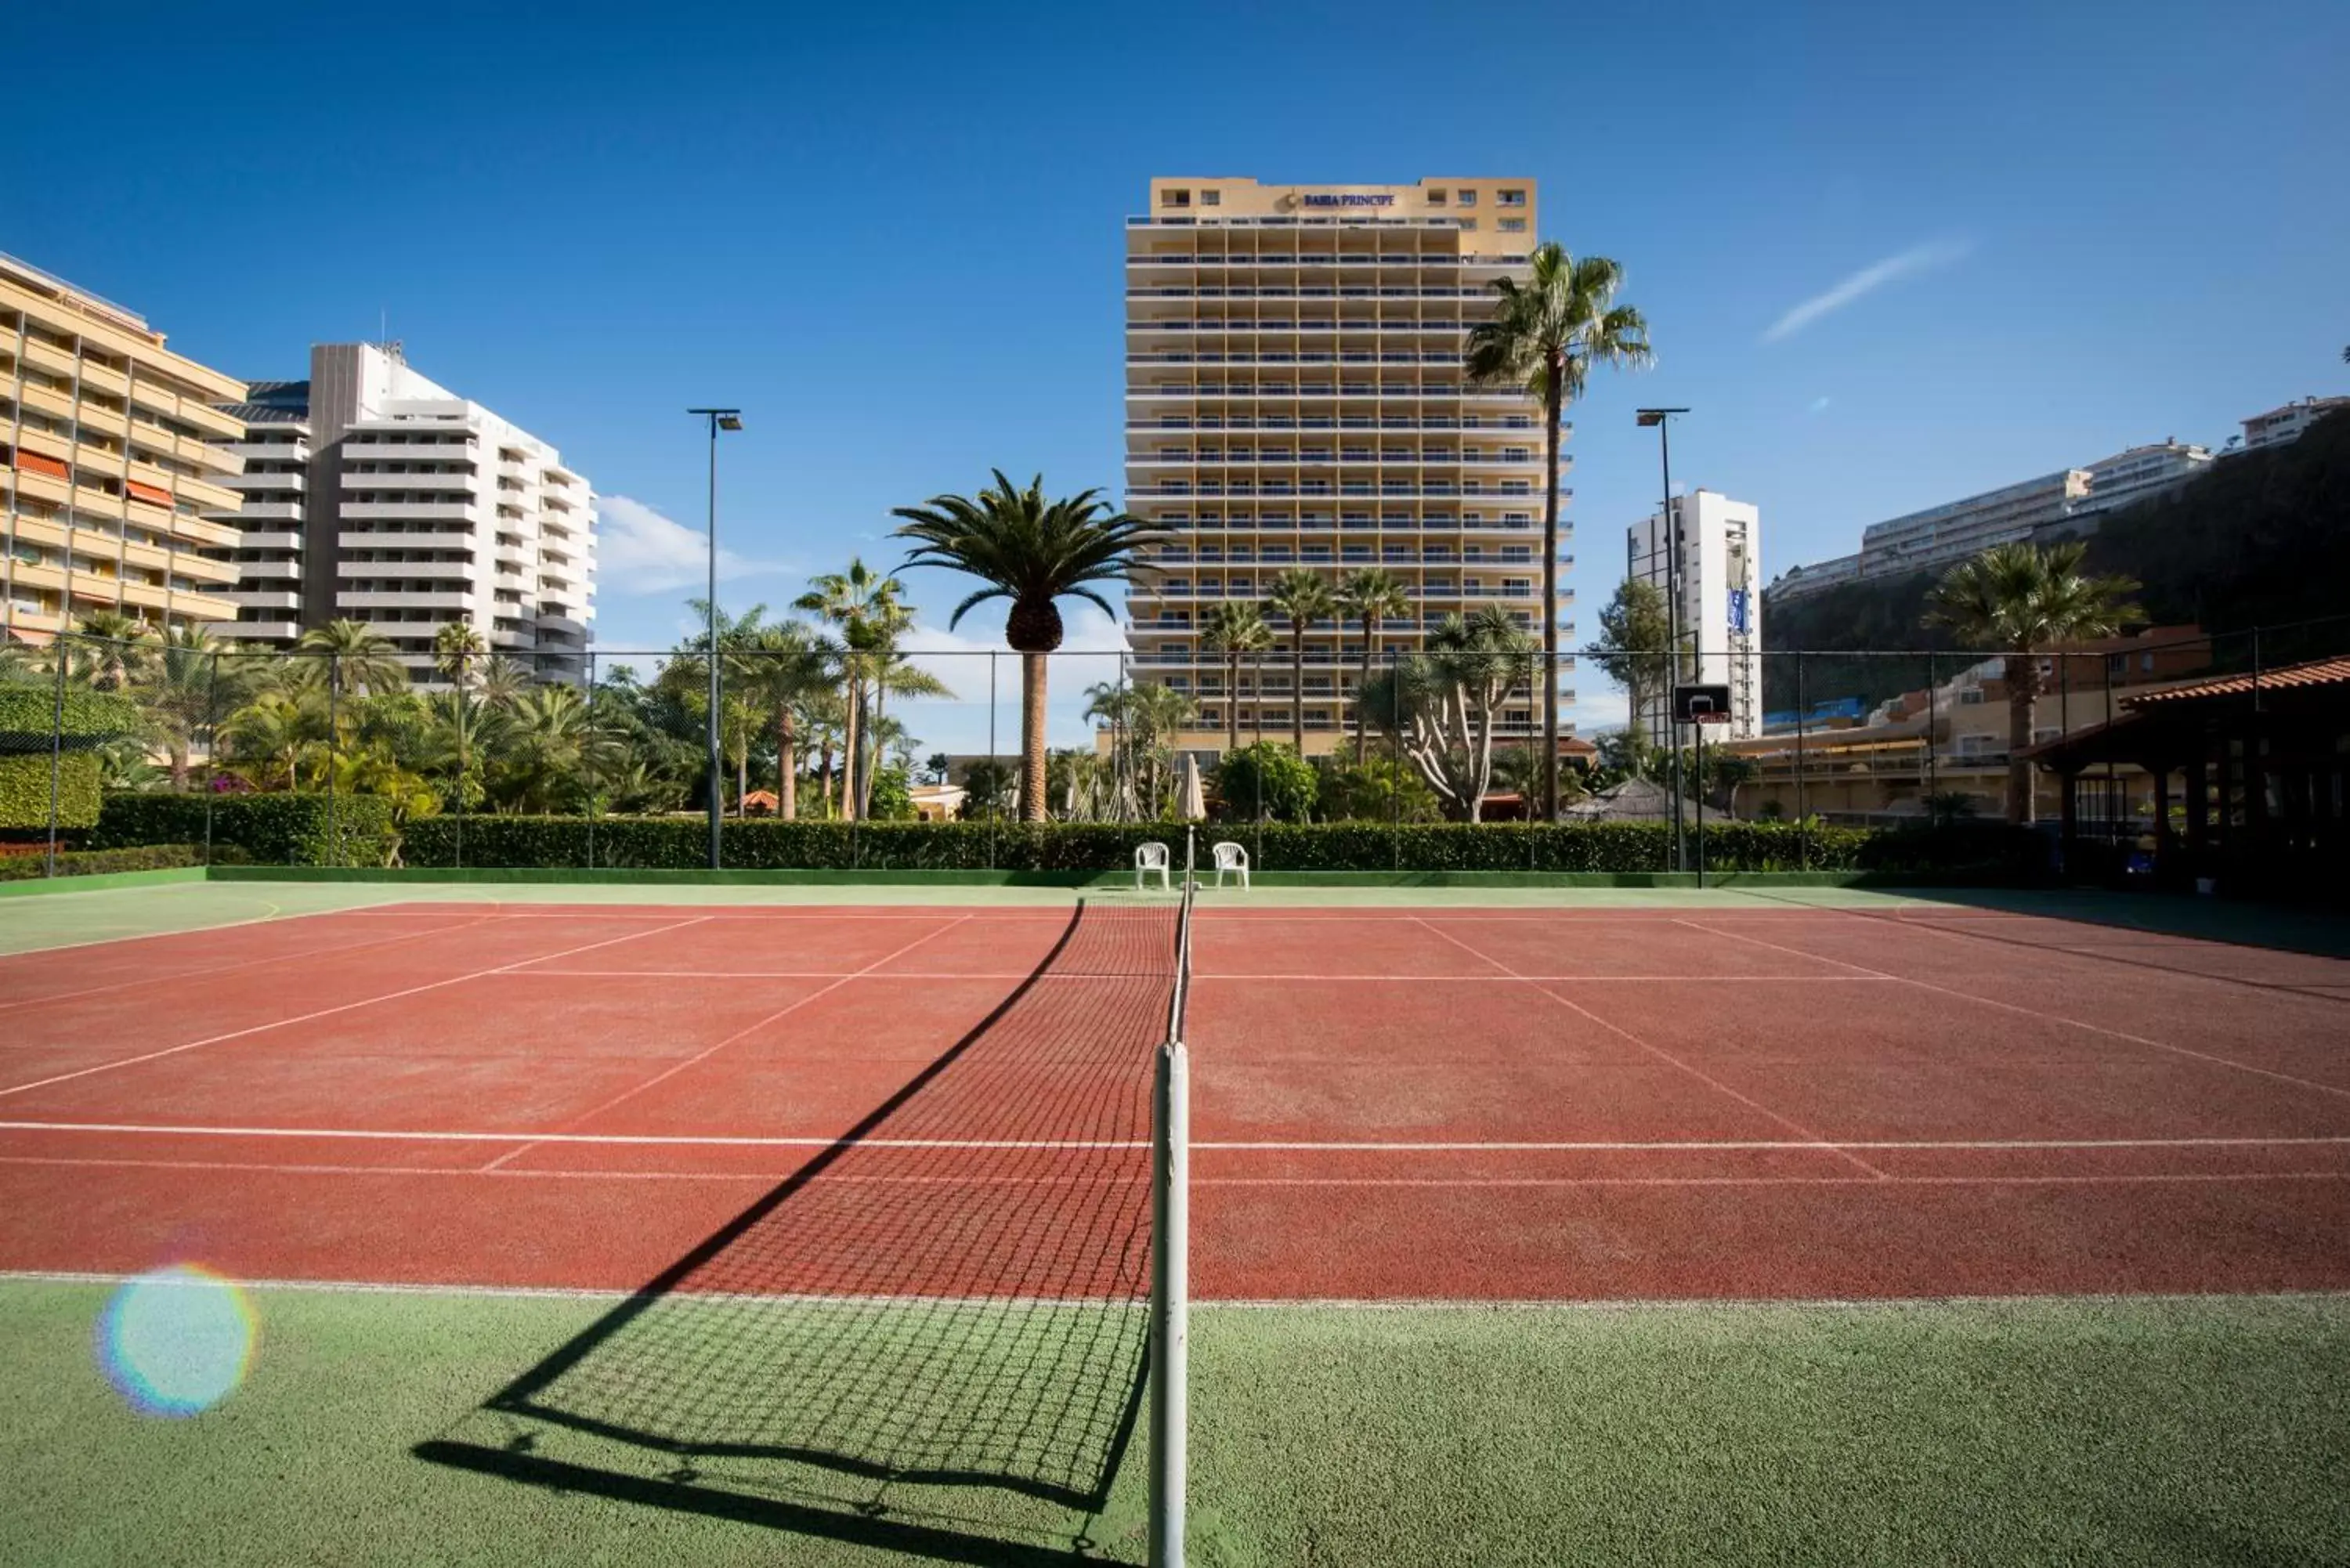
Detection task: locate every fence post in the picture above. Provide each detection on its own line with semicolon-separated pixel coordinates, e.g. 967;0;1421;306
454;651;468;871
1148;1036;1190;1568
1389;645;1402;872
987;651;998;872
584;650;598;871
326;652;340;868
45;639;67;880
204;648;220;867
1925;651;1938;807
1791;651;1807;869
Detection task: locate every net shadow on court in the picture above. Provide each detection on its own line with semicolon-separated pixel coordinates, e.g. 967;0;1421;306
418;898;1176;1563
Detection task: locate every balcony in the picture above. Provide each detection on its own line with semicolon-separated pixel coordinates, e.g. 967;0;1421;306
335;529;476;553
338;500;484;524
226;589;302;612
338;590;472;611
233;500;305;523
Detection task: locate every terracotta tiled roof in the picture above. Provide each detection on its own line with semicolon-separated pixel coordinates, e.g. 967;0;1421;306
2125;656;2350;707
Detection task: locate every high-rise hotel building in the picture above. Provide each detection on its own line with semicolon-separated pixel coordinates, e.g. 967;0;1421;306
1;253;245;644
1123;178;1565;753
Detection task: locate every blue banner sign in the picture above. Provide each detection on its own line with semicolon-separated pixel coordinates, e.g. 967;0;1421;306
1726;589;1752;634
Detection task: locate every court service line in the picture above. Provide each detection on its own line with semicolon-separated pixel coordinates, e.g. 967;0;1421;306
3;1154;2341;1192
1411;917;1891;1180
6;1120;2349;1154
505;967;1898;983
8;908;519;1011
0;916;719;1101
1676;917;2350;1104
474;914;980;1172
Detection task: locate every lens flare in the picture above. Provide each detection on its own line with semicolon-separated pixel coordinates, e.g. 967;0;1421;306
96;1265;257;1417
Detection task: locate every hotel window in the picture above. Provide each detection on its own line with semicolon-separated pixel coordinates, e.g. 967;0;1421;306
1198;190;1220;207
1161;189;1191;208
1455;190;1477;208
1458;219;1478;232
1426;189;1448;207
1498;217;1528;233
1497;190;1527;208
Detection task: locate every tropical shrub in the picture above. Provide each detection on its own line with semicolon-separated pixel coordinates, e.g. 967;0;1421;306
1212;743;1318;822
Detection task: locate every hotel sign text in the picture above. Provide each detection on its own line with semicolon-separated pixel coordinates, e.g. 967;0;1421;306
1299;194;1395;208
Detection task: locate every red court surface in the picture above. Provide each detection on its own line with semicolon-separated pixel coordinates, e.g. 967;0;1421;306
3;899;2348;1303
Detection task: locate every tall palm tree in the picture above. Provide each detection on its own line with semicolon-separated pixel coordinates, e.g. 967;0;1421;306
1335;567;1412;764
1199;601;1273;754
793;563;909;823
891;471;1161;822
432;622;486;688
1924;540;2143;824
295;619;408;699
1467;244;1652;818
1264;568;1336;755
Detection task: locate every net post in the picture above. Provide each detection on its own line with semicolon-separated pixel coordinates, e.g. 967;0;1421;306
1149;1036;1189;1568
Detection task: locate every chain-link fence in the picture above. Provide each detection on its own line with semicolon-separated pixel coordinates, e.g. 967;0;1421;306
4;615;2345;878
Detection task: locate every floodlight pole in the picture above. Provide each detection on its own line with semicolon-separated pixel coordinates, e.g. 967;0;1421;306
1638;409;1690;873
689;408;742;870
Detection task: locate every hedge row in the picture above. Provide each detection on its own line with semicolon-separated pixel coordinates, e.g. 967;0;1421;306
0;843;201;882
0;752;101;830
88;793;398;866
391;815;2031;875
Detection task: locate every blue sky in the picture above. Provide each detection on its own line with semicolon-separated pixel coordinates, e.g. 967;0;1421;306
13;1;2345;744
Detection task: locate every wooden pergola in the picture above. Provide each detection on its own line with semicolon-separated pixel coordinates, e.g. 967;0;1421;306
2022;656;2350;893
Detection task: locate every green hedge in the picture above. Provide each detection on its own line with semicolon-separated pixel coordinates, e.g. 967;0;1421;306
0;843;201;882
0;685;146;747
0;752;102;830
397;815;1935;874
88;792;399;866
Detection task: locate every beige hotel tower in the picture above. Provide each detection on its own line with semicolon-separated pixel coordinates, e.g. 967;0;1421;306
1123;177;1566;753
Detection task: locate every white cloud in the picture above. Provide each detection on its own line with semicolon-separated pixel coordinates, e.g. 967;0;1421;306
594;494;788;595
1808;395;1834;414
1762;237;1974;344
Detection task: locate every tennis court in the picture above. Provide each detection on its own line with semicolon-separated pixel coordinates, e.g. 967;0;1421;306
4;882;2349;1563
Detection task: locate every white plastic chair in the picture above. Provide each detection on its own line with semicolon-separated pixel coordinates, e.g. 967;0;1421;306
1134;840;1171;891
1212;840;1249;889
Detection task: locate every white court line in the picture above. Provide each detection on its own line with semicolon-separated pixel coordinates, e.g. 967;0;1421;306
504;968;1897;983
9;1120;2344;1154
474;914;980;1172
3;1154;2342;1191
1676;916;2350;1104
0;915;718;1100
1412;917;1891;1180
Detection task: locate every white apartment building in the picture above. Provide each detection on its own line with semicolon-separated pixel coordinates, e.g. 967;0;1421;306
1123;176;1566;754
2073;439;2210;514
1860;468;2088;578
1627;489;1762;741
2238;396;2348;452
204;342;594;680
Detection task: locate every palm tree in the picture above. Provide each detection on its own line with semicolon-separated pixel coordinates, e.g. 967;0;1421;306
146;625;234;789
1336;567;1412;764
1467;244;1652;818
1199;601;1273;753
891;472;1161;822
793;563;909;823
73;609;157;692
295;619;408;699
1264;568;1336;755
472;654;533;710
729;623;830;819
1923;540;2143;824
432;622;487;688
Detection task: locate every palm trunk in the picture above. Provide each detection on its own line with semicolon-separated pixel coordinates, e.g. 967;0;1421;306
861;677;886;818
736;750;747;818
1226;651;1241;752
1291;630;1306;754
1355;616;1374;766
1020;650;1048;823
2007;661;2037;825
1541;367;1563;822
817;743;834;818
779;710;797;820
841;676;861;823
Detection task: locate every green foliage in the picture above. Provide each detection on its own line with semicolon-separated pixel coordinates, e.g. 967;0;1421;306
1213;743;1318;822
863;765;917;822
88;792;399;866
0;685;146;746
1314;757;1443;823
0;752;101;829
0;843;201;882
394;816;1939;873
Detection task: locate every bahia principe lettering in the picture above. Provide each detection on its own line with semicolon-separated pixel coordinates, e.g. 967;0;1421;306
1298;193;1397;208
